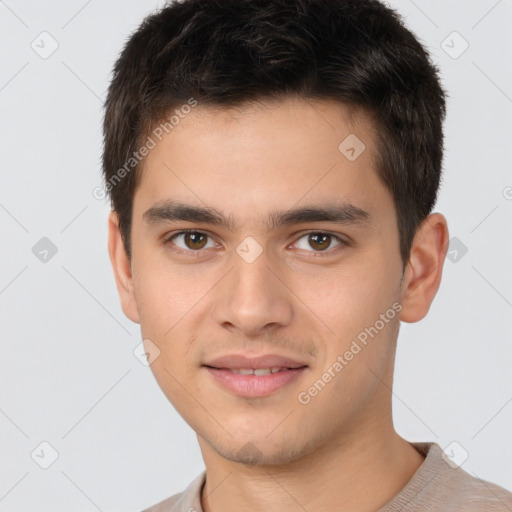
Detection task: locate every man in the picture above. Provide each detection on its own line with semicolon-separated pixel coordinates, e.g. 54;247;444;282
103;0;512;510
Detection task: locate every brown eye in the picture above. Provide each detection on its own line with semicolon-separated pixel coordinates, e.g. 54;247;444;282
293;232;344;253
168;231;215;252
183;232;208;250
308;233;332;251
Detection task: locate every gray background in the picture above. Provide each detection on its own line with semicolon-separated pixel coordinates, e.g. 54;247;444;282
1;0;511;510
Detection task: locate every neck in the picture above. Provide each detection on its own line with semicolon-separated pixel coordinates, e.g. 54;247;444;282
199;412;424;512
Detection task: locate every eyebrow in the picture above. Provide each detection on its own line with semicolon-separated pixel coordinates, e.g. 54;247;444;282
142;200;371;231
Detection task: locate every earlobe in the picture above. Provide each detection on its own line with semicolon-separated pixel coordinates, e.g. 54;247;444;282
107;211;140;324
399;213;449;323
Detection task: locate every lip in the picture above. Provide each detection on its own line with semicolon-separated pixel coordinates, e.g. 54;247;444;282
203;353;307;370
202;353;308;398
204;366;308;398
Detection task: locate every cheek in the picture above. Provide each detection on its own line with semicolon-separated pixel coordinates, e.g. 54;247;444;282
132;258;204;410
132;249;210;336
296;261;392;329
131;253;217;394
298;259;399;371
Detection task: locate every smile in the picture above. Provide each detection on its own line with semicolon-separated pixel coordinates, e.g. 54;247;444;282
204;366;308;398
213;367;293;375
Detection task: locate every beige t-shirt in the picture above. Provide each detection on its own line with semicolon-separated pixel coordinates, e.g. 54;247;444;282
142;442;512;511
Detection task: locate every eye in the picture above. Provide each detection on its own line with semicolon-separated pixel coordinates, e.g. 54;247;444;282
293;232;344;253
167;230;217;252
164;230;347;257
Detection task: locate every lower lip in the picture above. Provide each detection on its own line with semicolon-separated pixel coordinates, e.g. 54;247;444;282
204;367;307;398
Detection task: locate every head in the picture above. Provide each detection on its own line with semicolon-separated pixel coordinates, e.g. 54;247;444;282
105;0;449;466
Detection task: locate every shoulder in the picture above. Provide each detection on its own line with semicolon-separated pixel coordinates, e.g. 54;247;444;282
141;471;206;512
433;460;512;511
380;442;512;511
439;468;512;510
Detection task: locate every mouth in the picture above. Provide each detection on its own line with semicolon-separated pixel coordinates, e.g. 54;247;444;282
204;365;306;375
202;354;309;398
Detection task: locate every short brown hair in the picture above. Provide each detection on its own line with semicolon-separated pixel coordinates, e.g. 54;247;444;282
102;0;447;268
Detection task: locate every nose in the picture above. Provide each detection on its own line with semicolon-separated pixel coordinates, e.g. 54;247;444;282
210;247;294;336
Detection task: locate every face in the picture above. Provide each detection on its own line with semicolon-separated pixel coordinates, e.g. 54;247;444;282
109;97;442;467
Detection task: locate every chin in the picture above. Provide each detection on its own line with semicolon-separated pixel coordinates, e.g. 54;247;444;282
206;435;316;467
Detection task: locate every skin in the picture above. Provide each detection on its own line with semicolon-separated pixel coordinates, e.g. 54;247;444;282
108;97;449;511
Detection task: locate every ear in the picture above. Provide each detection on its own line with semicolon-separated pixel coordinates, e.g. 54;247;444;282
399;213;449;323
107;211;140;324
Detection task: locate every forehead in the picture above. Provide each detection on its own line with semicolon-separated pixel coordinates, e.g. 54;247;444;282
133;97;393;230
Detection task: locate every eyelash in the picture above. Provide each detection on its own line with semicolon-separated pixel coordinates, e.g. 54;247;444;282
163;229;348;258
